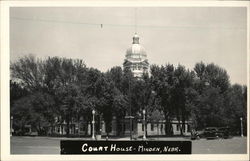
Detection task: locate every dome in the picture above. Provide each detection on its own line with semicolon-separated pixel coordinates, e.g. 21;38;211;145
123;33;149;78
125;34;147;61
126;44;146;56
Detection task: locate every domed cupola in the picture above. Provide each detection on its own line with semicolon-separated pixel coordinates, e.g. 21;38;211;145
123;33;149;78
132;33;139;44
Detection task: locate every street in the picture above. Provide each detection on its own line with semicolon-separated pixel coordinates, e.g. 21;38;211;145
10;136;247;154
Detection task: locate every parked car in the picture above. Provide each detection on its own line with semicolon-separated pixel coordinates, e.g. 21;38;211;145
196;130;205;138
191;129;204;140
26;131;38;136
217;127;231;139
203;127;220;139
191;130;198;140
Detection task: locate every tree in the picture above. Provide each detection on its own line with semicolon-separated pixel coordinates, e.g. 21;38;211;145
106;67;128;136
172;65;195;135
195;87;225;128
29;92;55;135
193;62;231;130
194;62;230;94
150;64;175;135
10;80;29;106
95;74;114;136
11;95;34;135
130;74;153;115
148;109;164;136
11;55;91;136
10;54;44;92
106;66;123;91
11;92;55;135
120;67;135;118
224;84;247;135
44;58;89;136
10;55;247;137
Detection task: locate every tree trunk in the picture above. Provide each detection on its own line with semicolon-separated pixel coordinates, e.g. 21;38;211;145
164;115;172;136
181;108;186;136
116;118;122;136
177;114;183;136
181;113;186;136
66;115;70;137
164;117;168;135
84;122;89;136
157;123;159;137
50;123;54;135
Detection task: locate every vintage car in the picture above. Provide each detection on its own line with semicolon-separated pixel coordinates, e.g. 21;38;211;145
203;127;220;139
217;127;231;139
191;127;231;140
191;129;204;140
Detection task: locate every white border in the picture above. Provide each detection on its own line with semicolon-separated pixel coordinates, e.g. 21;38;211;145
1;1;249;161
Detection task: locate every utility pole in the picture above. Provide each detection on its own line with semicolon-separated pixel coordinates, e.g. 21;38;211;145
143;109;146;140
77;107;80;138
10;116;13;136
92;110;96;140
129;78;132;140
240;117;243;137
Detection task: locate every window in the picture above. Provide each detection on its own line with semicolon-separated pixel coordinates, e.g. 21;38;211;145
151;123;154;131
161;124;163;132
142;123;144;131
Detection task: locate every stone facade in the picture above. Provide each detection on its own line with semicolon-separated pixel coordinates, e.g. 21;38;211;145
49;119;191;137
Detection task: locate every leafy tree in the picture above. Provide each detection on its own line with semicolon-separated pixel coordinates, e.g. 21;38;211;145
148;109;164;136
43;58;88;136
11;55;91;136
10;55;247;137
11;92;55;135
224;84;247;135
130;75;152;115
106;67;128;136
150;64;175;135
95;74;114;135
172;65;195;135
10;54;44;92
10;80;29;106
194;62;230;94
11;95;34;135
57;84;80;136
195;87;225;128
106;66;123;91
193;62;231;130
30;92;55;135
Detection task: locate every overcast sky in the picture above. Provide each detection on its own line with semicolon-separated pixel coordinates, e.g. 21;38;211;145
10;7;247;85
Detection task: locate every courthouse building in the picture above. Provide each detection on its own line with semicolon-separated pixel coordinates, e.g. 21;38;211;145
49;33;191;137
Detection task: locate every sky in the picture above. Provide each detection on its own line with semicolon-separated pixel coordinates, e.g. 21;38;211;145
10;7;247;85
